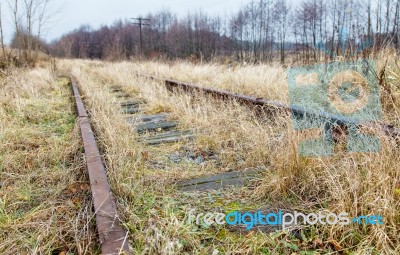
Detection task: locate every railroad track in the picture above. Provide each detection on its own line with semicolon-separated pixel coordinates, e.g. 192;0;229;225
138;73;400;143
107;83;262;191
71;78;130;255
71;73;399;254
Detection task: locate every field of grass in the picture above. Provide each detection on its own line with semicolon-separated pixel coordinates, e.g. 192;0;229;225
1;54;399;254
52;54;400;254
133;52;400;126
0;66;97;254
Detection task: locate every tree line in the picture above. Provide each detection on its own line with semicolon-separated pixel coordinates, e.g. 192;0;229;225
2;0;400;65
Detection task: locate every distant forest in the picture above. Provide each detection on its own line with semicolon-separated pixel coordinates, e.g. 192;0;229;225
7;0;400;64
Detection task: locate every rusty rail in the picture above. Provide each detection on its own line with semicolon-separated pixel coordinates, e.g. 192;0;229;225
139;73;400;141
71;77;130;255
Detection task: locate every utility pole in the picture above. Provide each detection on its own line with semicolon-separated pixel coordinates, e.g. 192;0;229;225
131;17;150;56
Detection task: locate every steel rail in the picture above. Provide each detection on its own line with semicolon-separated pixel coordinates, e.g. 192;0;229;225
71;77;130;255
138;73;400;141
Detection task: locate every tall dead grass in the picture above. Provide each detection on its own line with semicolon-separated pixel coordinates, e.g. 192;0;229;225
0;66;96;254
58;55;400;254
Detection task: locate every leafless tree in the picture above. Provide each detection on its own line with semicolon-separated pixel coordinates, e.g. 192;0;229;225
274;0;290;64
5;0;53;65
49;0;400;63
0;3;6;60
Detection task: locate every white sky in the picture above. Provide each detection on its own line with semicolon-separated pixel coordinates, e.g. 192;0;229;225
2;0;250;42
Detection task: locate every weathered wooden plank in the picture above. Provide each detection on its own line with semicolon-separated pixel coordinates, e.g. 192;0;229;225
140;113;169;122
115;93;131;98
179;177;247;192
110;87;122;93
122;106;140;114
136;121;177;133
120;101;143;107
126;113;169;124
143;132;194;145
177;168;263;188
139;130;192;140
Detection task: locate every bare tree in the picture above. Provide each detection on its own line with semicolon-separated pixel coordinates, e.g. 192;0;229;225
274;0;290;64
49;0;400;62
5;0;53;65
0;3;6;60
7;0;21;51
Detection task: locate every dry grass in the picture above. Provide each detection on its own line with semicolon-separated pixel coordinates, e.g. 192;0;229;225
135;61;289;103
0;66;97;254
56;55;400;254
132;53;400;126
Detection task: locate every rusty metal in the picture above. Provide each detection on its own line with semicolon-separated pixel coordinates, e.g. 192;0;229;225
138;73;400;141
71;77;130;255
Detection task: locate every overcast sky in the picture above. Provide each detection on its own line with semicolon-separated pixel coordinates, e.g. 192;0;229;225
2;0;250;42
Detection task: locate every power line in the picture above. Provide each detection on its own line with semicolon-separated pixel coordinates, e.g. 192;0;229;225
131;17;150;56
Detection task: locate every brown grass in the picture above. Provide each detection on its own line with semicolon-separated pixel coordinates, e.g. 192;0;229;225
54;55;400;254
0;67;97;254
